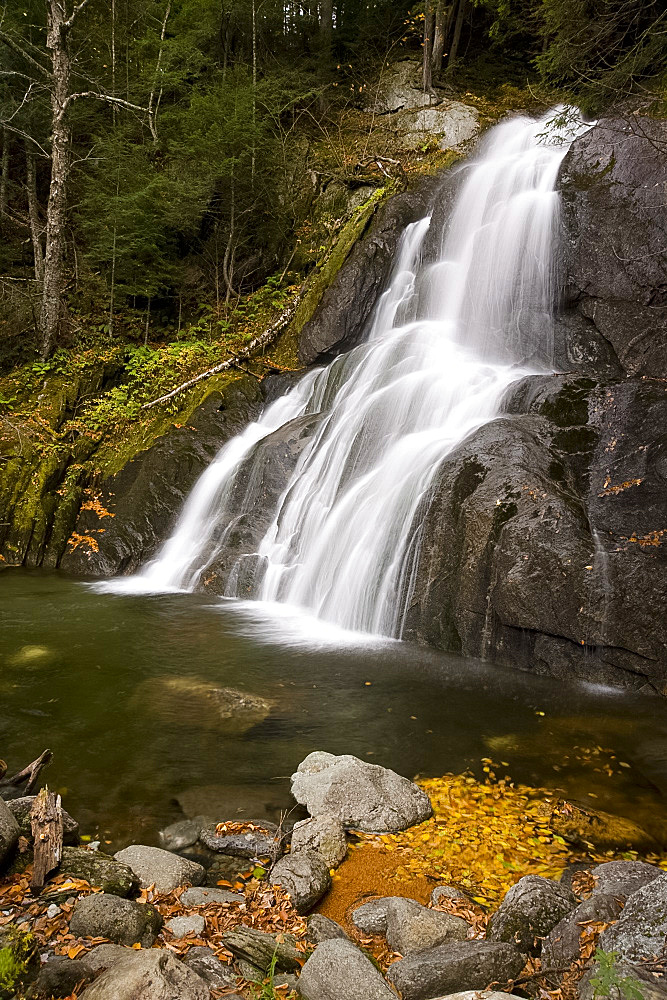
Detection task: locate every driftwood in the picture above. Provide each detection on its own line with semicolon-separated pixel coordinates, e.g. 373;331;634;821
0;748;52;800
141;282;308;411
30;787;63;892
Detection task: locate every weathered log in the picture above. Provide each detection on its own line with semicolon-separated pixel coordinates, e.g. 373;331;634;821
0;749;52;800
30;788;63;892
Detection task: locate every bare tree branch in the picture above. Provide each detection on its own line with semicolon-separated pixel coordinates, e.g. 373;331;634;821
0;29;51;78
63;0;92;32
65;91;148;115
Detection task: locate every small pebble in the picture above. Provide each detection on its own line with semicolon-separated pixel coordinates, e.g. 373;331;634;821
46;904;61;919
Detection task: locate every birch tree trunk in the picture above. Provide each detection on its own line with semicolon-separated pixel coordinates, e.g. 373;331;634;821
40;0;71;358
26;145;45;282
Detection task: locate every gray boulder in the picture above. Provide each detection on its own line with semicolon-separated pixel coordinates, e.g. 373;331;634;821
589;860;663;900
306;913;349;944
297;938;397;1000
60;846;138;897
7;796;79;843
132;676;272;734
77;948;209;1000
427;995;518;1000
0;796;19;866
221;925;302;972
165;914;205;939
70;893;162;946
81;944;129;974
291;752;432;833
390;102;479;153
114;844;205;893
270;849;331;913
159;818;202;851
385;897;469;955
363;59;434;114
33;957;92;998
387;940;525;1000
599;873;667;962
181;947;238;991
290;815;347;868
199;820;281;861
487;875;577;953
541;893;623;971
351;897;401;935
180;886;244;907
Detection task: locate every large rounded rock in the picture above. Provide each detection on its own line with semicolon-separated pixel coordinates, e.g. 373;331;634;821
60;846;138;897
290;815;347;868
387;940;525;1000
487;875;576;954
291;751;432;833
351;897;397;935
180;947;238;991
77;948;209;1000
589;860;663;900
270;849;331;914
114;845;205;893
298;938;397;1000
599;873;667;962
306;913;349;944
541;894;623;971
0;796;19;867
69;893;162;946
385;897;469;955
33;957;93;998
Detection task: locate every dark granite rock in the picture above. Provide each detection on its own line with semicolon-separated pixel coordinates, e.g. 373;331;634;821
487;876;576;954
59;846;138;897
386;940;525;1000
298;938;396;1000
69;893;162;947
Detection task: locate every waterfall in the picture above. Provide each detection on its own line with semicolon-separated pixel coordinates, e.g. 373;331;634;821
104;109;587;638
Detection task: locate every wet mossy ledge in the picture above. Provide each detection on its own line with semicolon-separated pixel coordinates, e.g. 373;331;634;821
1;751;667;1000
0;178;407;574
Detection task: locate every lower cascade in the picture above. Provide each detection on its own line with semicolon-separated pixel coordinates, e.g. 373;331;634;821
112;109;589;636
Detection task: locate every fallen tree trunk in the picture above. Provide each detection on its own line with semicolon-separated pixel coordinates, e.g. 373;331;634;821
30;787;63;892
0;749;52;800
141;283;308;412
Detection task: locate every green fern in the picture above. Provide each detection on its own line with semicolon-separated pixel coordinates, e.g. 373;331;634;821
591;948;645;1000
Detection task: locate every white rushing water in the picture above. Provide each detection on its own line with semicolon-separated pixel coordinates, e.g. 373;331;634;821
105;109;587;636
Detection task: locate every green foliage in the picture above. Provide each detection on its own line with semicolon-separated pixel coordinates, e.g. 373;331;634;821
591;949;645;1000
0;928;35;994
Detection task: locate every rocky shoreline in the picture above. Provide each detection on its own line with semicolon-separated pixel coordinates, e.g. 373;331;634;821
1;751;666;1000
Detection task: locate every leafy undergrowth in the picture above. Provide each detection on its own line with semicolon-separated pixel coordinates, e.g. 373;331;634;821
337;763;667;909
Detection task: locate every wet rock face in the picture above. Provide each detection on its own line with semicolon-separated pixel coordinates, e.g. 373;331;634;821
403;371;667;693
60;379;263;578
557;117;667;377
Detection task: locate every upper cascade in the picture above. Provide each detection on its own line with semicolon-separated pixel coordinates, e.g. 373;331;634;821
104;109;590;637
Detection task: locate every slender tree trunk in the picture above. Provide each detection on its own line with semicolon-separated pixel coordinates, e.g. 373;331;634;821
431;0;447;73
0;130;9;215
148;1;171;143
251;0;256;184
446;0;467;73
40;0;71;358
422;0;434;92
319;0;333;57
26;145;44;282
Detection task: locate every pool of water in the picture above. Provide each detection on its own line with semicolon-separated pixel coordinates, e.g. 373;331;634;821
1;570;665;850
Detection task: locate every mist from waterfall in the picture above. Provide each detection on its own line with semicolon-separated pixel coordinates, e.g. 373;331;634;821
103;109;588;637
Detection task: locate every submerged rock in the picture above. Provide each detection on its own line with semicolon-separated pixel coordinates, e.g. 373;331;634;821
291;751;432;832
132;676;272;733
487;875;576;954
298;938;396;1000
550;799;659;853
114;844;205;893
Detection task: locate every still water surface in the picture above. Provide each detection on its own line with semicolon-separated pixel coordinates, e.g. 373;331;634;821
1;571;665;850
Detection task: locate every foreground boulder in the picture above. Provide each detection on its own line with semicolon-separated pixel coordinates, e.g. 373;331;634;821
60;846;138;897
291;752;432;832
78;948;209;1000
487;875;576;953
387;940;525;1000
69;894;162;947
599;873;667;962
589;859;663;899
290;814;347;868
270;849;331;913
114;844;205;893
33;957;93;998
181;947;238;991
298;938;396;1000
541;894;623;971
385;897;469;955
0;796;19;866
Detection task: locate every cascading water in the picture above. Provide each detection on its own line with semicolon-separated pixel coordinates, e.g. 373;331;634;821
106;109;588;638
